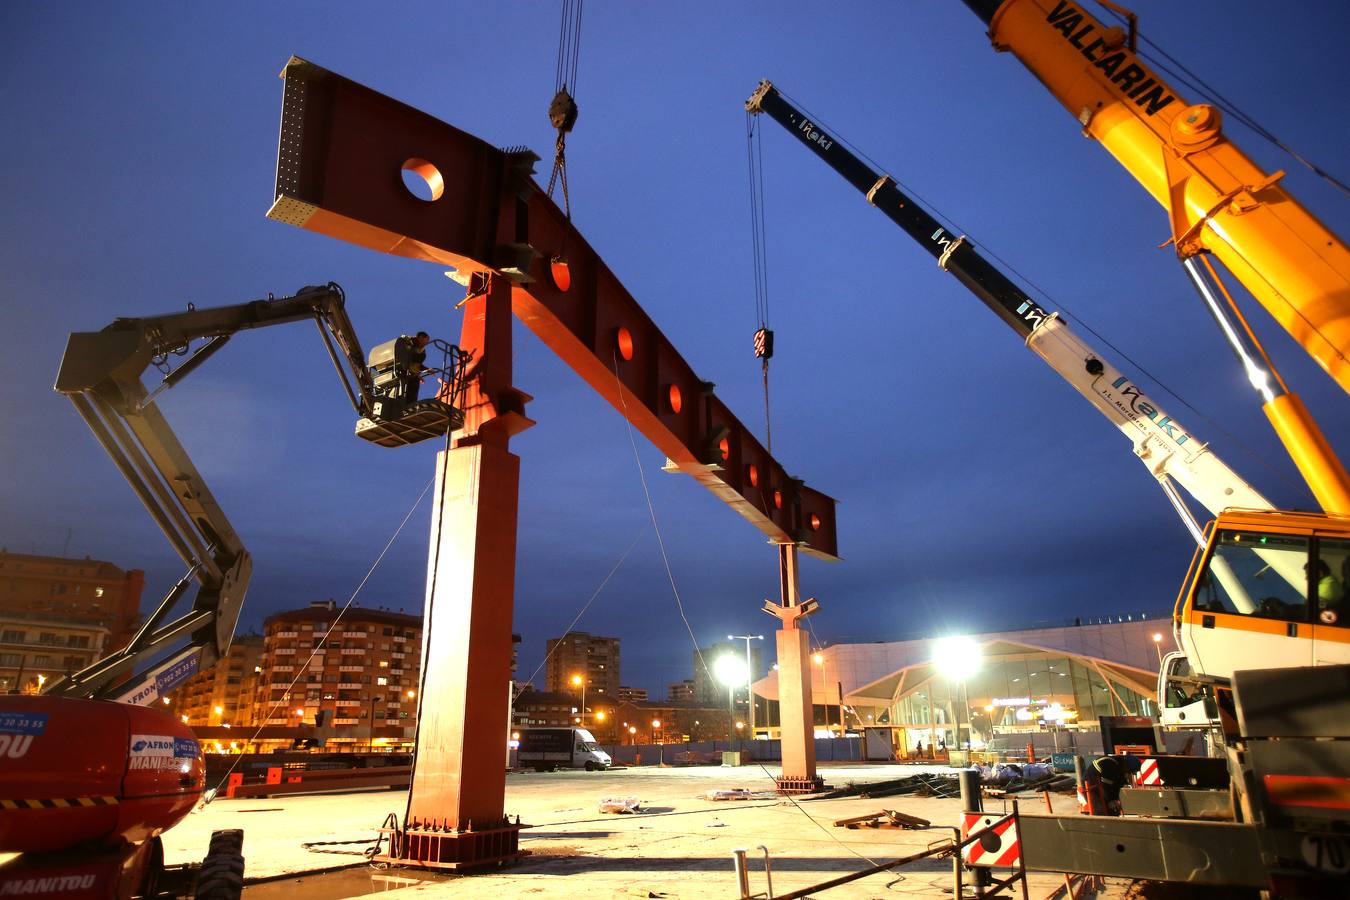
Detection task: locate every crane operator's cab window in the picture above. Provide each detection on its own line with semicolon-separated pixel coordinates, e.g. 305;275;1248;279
1193;531;1309;624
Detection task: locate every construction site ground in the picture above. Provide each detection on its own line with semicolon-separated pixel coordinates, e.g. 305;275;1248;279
168;762;1133;899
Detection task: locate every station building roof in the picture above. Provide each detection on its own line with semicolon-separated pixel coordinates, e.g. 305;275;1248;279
753;616;1169;708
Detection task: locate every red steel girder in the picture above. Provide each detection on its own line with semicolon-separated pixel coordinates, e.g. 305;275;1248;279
267;57;839;560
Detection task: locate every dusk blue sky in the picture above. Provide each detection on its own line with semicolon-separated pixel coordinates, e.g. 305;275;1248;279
3;2;1348;695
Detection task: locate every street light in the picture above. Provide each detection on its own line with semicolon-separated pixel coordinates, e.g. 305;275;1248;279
1151;632;1165;666
570;674;587;726
932;636;982;752
651;719;661;744
714;655;748;745
728;634;763;739
628;725;637;744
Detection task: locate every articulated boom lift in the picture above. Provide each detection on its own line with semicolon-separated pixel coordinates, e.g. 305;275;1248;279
0;282;468;897
46;282;466;706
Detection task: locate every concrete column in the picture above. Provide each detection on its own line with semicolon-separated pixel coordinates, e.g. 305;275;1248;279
776;626;817;782
767;542;821;792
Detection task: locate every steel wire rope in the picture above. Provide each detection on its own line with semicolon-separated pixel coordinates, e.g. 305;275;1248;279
511;529;646;709
773;86;1316;506
554;0;584;99
547;0;585;217
204;475;435;803
610;352;714;699
746;112;777;457
396;376;480;831
753;761;883;868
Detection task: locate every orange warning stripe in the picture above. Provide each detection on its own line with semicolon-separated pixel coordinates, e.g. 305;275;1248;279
0;796;118;810
1264;775;1350;810
1184;609;1350;644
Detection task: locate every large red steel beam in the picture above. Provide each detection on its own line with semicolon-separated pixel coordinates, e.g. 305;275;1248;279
267;57;839;560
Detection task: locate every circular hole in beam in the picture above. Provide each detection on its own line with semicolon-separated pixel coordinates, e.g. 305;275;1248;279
718;438;730;461
747;464;759;487
401;158;444;202
666;384;683;414
809;513;822;531
550;257;572;292
616;327;634;361
773;490;783;510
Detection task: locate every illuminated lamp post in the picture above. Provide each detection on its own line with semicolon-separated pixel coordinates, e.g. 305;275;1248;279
714;654;748;747
932;636;981;753
571;674;587;726
1151;632;1165;667
651;719;661;744
728;634;763;738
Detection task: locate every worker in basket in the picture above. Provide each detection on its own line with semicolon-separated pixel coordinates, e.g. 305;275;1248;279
395;331;432;402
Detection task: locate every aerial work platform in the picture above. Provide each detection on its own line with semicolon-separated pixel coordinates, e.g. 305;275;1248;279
356;399;465;448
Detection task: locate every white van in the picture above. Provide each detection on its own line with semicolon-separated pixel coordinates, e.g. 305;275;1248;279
517;727;611;771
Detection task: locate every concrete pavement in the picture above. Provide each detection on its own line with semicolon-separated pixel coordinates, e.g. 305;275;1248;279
165;762;1127;898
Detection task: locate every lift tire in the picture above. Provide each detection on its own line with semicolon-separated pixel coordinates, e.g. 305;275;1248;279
195;829;245;900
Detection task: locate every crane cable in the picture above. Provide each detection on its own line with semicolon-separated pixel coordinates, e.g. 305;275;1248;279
546;0;584;221
746;112;775;454
771;86;1315;506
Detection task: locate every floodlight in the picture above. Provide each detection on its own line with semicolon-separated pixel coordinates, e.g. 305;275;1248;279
714;654;748;687
932;635;981;681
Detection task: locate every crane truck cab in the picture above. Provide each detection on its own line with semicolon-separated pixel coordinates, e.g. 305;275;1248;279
1175;509;1350;688
517;727;611;772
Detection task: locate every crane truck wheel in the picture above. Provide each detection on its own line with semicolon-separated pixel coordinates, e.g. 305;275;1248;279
194;829;245;900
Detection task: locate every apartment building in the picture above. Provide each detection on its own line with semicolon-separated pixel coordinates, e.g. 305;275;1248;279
0;550;144;651
511;690;578;729
254;601;422;749
0;614;109;694
169;635;264;726
544;631;620;703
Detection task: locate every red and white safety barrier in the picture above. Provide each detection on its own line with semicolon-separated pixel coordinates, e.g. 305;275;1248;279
1137;758;1163;786
962;812;1021;868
